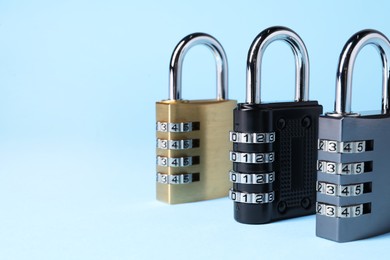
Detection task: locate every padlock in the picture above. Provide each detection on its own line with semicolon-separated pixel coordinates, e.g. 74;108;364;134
156;33;237;204
316;29;390;242
229;26;323;224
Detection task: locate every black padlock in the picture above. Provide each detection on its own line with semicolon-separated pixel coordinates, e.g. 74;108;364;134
229;26;323;224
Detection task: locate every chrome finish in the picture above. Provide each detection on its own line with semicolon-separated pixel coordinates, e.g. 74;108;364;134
169;33;228;100
333;29;390;116
246;26;309;104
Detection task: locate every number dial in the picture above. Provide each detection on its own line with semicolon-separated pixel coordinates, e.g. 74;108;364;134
318;139;368;153
230;151;275;164
229;170;275;184
157;156;196;167
229;189;275;204
230;131;275;144
156;173;197;184
156;121;198;133
157;138;198;150
316;203;364;218
317;181;366;197
317;160;368;175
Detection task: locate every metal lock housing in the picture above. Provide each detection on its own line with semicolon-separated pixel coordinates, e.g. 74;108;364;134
156;33;237;204
230;26;323;224
316;29;390;242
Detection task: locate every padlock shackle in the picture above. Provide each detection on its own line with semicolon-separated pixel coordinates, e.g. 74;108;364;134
169;33;228;101
334;29;390;115
246;26;309;104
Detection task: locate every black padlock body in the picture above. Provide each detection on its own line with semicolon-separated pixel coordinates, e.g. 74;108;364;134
233;101;323;224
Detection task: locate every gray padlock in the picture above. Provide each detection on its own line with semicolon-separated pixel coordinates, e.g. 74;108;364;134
316;29;390;242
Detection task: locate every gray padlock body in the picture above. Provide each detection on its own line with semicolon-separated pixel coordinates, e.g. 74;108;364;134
316;114;390;242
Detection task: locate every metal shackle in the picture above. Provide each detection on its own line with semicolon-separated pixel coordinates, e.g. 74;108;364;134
169;33;228;101
333;29;390;116
246;26;309;104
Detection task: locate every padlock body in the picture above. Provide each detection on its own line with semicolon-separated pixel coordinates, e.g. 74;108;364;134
316;114;390;242
156;99;237;204
232;101;322;224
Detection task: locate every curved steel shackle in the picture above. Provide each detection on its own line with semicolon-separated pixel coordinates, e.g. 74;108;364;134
246;26;309;104
334;29;390;115
169;33;228;101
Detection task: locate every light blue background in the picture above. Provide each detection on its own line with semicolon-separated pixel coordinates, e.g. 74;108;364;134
1;1;389;259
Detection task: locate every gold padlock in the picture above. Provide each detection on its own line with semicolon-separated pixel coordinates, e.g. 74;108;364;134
156;33;237;204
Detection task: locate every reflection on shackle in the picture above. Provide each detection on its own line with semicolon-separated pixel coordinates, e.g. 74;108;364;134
332;29;390;116
246;26;309;104
168;33;228;101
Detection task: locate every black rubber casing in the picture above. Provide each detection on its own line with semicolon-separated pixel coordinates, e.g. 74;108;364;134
233;101;323;224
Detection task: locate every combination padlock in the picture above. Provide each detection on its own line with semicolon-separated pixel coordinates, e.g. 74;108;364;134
316;29;390;242
229;26;323;224
156;33;237;204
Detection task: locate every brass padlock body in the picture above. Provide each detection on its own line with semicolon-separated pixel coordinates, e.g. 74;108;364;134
156;99;237;204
